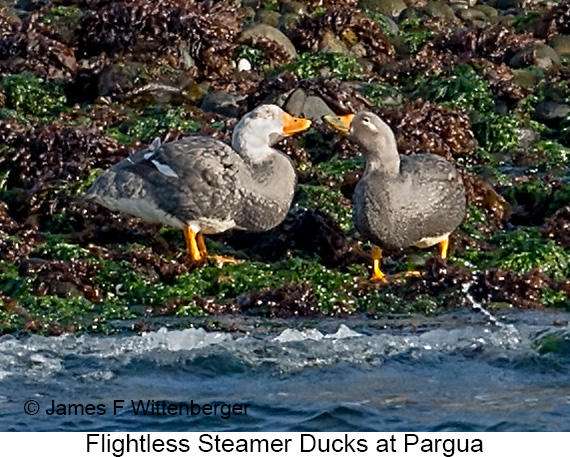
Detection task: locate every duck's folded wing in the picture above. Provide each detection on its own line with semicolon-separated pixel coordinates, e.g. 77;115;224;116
400;154;466;231
107;136;249;222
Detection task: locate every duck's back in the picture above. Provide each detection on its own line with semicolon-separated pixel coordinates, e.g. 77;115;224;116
84;136;252;232
354;153;465;249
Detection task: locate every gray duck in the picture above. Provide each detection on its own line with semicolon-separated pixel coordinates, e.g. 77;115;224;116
325;111;466;280
83;105;311;263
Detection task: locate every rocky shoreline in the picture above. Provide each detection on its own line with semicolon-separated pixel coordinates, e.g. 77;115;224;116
0;0;569;335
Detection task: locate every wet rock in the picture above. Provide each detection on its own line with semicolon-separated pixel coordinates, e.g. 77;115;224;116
514;127;540;151
13;0;48;12
97;62;144;98
239;24;297;60
284;89;335;123
358;0;407;17
472;4;499;17
284;88;306;116
201;92;245;118
424;1;457;20
282;1;307;15
491;0;523;10
377;14;399;34
255;9;281;28
511;68;541;89
277;12;301;32
450;0;470;11
303;96;336;121
549;35;570;58
456;8;488;25
533;101;570;126
320;30;350;54
509;44;561;72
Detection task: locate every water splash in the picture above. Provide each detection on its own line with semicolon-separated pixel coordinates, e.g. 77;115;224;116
462;280;522;349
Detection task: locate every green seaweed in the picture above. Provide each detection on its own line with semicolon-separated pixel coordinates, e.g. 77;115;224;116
361;83;402;107
108;106;201;143
494;229;570;280
0;262;32;300
40;5;83;28
312;156;365;187
0;73;67;119
261;0;280;11
540;289;570;309
472;112;523;155
294;184;353;232
398;18;434;54
235;45;265;69
551;183;570;212
290;52;367;80
533;140;570;172
406;64;494;113
503;180;552;209
403;64;524;154
535;331;570;355
469;228;570;280
458;206;493;243
35;235;97;262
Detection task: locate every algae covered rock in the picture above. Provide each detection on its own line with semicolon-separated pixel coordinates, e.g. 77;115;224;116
240;24;297;60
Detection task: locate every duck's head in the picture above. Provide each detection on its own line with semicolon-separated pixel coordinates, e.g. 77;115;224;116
324;111;399;172
232;105;311;161
324;111;396;153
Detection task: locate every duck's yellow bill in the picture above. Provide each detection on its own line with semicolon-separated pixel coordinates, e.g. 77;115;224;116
282;112;312;135
323;114;355;134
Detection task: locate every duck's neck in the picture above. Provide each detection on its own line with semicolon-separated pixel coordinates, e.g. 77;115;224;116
232;121;296;206
364;131;400;176
238;152;297;231
232;123;278;164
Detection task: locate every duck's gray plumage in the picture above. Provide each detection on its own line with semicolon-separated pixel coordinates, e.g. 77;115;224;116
354;152;465;250
83;108;300;235
329;111;466;251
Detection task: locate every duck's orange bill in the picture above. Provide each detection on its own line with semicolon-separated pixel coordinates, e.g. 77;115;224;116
323;114;355;134
282;112;312;135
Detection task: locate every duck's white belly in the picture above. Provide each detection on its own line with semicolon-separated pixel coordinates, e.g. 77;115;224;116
414;232;449;248
189;218;239;235
95;195;186;229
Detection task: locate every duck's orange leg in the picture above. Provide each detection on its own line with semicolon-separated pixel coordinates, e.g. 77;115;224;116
439;236;449;259
196;232;238;265
183;226;203;263
371;246;387;282
196;232;208;259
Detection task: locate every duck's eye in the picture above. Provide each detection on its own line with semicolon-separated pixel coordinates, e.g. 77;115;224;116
362;117;370;123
